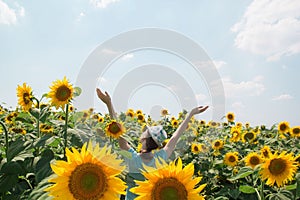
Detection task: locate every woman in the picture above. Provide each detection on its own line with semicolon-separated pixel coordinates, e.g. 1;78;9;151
96;88;208;200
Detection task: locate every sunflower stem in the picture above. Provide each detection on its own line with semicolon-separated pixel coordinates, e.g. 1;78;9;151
0;121;9;162
63;104;69;158
260;180;265;200
31;97;40;138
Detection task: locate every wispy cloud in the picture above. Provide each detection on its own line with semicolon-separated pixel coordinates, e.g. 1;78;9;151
90;0;120;8
0;1;25;25
222;75;265;98
213;60;227;69
121;53;134;61
232;0;300;61
76;11;85;22
272;94;293;101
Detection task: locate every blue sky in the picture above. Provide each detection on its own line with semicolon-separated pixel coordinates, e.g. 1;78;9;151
0;0;299;127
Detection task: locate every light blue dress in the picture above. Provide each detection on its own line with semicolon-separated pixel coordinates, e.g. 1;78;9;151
123;148;168;200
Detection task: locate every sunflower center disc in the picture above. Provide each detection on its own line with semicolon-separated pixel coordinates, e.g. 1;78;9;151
269;158;286;175
250;156;260;165
229;156;236;163
69;163;107;200
109;122;121;134
245;132;254;140
280;124;287;132
23;93;31;104
153;178;187;200
56;85;71;101
215;141;220;147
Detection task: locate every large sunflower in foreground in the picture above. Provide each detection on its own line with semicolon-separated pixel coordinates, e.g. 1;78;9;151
48;77;74;109
131;157;206;200
45;141;126;200
260;151;297;187
244;152;264;169
105;120;126;139
16;83;33;111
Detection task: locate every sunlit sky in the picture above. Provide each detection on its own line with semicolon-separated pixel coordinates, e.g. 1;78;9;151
1;0;299;127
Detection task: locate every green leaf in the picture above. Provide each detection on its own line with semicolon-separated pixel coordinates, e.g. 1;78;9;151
296;173;300;198
28;175;54;200
0;174;18;193
35;149;54;183
73;87;82;97
285;183;296;191
239;185;256;194
7;137;29;161
1;161;23;174
29;107;40;120
228;167;254;181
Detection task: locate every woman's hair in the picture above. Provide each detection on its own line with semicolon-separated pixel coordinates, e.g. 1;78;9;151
141;137;159;153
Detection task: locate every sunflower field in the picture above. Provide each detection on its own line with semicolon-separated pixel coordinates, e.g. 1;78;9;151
0;77;299;200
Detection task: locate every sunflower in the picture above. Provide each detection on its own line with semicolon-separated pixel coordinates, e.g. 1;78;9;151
0;106;4;114
126;109;135;118
244;152;264;169
16;83;33;111
295;155;300;167
245;122;250;129
260;151;297;187
278;121;290;134
291;126;300;138
236;122;243;129
45;141;126;199
199;120;206;126
10;127;26;135
40;124;54;134
226;112;235;123
92;114;100;121
260;146;272;159
98;116;104;123
48;77;74;109
171;119;179;128
68;105;75;112
211;140;224;151
131;157;206;200
160;109;169;116
137;114;145;123
230;126;241;142
105;120;126;139
136;109;143;115
191;143;201;154
208;121;218;128
224;152;239;167
5;112;18;124
242;131;256;143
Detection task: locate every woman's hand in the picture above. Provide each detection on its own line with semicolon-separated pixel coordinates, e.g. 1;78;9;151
96;88;111;105
190;106;209;116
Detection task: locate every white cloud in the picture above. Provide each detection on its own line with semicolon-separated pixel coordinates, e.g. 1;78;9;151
121;53;134;61
272;94;293;101
90;0;119;8
0;1;25;25
75;11;85;22
222;75;265;98
231;101;246;110
232;0;300;61
195;93;207;101
213;60;227;69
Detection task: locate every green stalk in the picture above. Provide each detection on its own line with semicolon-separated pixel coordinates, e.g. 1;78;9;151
260;180;265;200
63;104;69;158
0;121;9;161
31;97;40;138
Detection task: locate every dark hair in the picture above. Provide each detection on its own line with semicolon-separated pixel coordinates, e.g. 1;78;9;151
143;137;159;153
